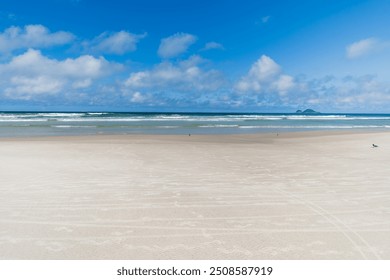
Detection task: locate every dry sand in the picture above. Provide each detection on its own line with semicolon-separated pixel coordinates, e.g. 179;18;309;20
0;131;389;259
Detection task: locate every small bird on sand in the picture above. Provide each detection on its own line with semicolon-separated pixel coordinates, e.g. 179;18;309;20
372;144;379;148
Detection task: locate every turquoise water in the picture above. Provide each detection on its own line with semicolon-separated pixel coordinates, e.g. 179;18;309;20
1;112;390;137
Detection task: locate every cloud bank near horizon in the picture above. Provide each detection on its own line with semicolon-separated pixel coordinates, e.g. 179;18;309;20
0;24;390;112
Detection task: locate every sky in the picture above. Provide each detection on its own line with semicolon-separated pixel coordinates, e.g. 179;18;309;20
1;0;390;112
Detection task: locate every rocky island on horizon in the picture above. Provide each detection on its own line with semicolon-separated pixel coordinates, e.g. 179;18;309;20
295;109;320;114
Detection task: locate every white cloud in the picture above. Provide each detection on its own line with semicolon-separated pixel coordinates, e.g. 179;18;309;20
0;25;74;53
346;37;390;59
130;92;147;103
0;49;119;99
124;55;225;103
294;75;390;111
235;55;295;95
346;38;378;59
84;31;146;55
201;42;224;51
158;33;197;58
273;75;295;96
125;55;223;91
335;77;390;107
233;61;390;110
262;16;271;23
72;79;92;89
7;76;64;97
248;55;281;80
7;48;114;78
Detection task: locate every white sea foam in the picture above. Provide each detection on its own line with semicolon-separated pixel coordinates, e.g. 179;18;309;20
156;114;190;119
37;113;85;117
87;112;108;115
2;113;390;123
199;125;240;128
0;119;42;122
239;125;390;129
52;125;97;128
1;112;390;137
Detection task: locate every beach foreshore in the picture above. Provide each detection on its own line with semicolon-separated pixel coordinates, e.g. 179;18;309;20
0;130;389;259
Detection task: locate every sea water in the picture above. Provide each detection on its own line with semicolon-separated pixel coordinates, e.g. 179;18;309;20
1;112;390;137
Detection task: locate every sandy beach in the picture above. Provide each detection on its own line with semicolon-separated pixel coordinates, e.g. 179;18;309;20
0;131;389;259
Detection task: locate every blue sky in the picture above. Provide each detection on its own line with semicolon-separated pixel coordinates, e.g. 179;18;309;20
1;0;390;112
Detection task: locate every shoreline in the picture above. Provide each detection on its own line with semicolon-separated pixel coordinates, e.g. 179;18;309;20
1;111;390;140
1;127;389;141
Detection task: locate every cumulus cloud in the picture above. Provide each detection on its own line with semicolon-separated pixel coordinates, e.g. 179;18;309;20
335;77;390;108
84;31;146;55
158;33;197;59
288;74;390;111
273;75;295;96
8;76;64;95
235;55;295;95
125;55;223;91
346;38;379;59
232;68;390;111
130;91;148;103
7;48;114;77
124;55;225;104
0;24;74;54
201;42;224;51
0;48;119;99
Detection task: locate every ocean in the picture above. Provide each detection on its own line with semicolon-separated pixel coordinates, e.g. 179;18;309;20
1;111;390;137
